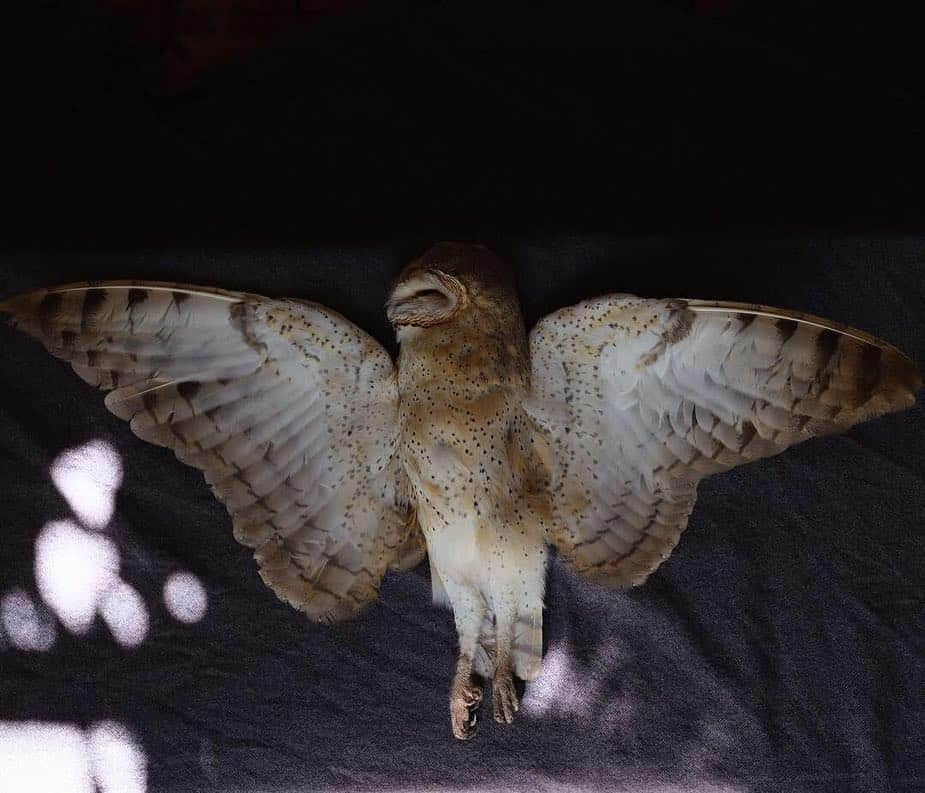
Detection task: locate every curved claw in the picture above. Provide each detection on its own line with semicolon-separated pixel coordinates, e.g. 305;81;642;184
450;677;484;741
492;672;520;725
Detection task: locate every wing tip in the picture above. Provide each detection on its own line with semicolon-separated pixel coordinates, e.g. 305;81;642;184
688;298;921;414
873;347;922;414
0;290;40;328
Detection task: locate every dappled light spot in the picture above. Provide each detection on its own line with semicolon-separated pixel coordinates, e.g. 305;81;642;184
520;641;638;733
0;589;56;652
163;571;208;624
521;644;593;720
100;582;149;649
29;442;155;650
50;440;123;530
0;722;94;793
0;721;147;793
35;520;119;634
87;721;148;793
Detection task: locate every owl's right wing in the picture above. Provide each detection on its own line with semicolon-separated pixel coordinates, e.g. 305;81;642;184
2;281;423;623
527;295;920;588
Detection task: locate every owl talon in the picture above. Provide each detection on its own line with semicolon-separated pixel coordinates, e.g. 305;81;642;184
462;683;483;708
492;670;519;724
450;676;484;740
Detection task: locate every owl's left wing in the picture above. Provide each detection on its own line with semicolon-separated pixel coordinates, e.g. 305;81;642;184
2;281;423;623
527;295;921;587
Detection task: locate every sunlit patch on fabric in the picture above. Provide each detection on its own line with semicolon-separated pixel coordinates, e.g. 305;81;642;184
5;441;152;649
87;720;148;793
0;589;56;652
100;582;149;648
163;572;208;624
0;722;93;793
0;721;147;793
521;644;594;720
520;641;638;733
34;519;120;634
49;440;123;530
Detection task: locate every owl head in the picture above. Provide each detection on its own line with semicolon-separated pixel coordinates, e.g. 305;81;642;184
387;242;515;329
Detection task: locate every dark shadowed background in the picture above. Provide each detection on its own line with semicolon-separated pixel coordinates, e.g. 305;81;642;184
1;2;924;792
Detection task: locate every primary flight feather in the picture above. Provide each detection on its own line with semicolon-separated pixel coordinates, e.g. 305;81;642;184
2;242;920;739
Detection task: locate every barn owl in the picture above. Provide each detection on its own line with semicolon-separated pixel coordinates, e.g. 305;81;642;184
2;242;920;740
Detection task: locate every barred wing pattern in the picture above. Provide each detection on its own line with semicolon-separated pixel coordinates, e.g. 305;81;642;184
527;295;921;587
2;282;418;623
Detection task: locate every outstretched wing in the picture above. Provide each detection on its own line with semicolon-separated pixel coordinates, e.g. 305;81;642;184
527;295;921;587
2;281;421;623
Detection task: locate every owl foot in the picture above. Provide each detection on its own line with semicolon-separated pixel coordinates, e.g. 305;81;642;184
449;674;484;741
492;669;519;724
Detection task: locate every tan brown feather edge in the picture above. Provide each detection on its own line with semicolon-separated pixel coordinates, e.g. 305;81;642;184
0;279;247;301
687;299;922;402
687;299;920;360
0;280;255;420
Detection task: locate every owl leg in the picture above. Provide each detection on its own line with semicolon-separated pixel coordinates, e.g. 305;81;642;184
472;611;497;679
490;602;520;724
444;582;487;741
488;541;546;724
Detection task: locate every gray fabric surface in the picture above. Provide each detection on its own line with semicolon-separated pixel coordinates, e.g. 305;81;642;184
0;237;922;792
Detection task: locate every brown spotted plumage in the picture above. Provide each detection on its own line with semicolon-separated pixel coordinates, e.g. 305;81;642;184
1;244;920;741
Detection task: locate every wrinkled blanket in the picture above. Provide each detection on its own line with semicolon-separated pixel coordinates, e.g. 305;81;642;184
1;238;922;793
